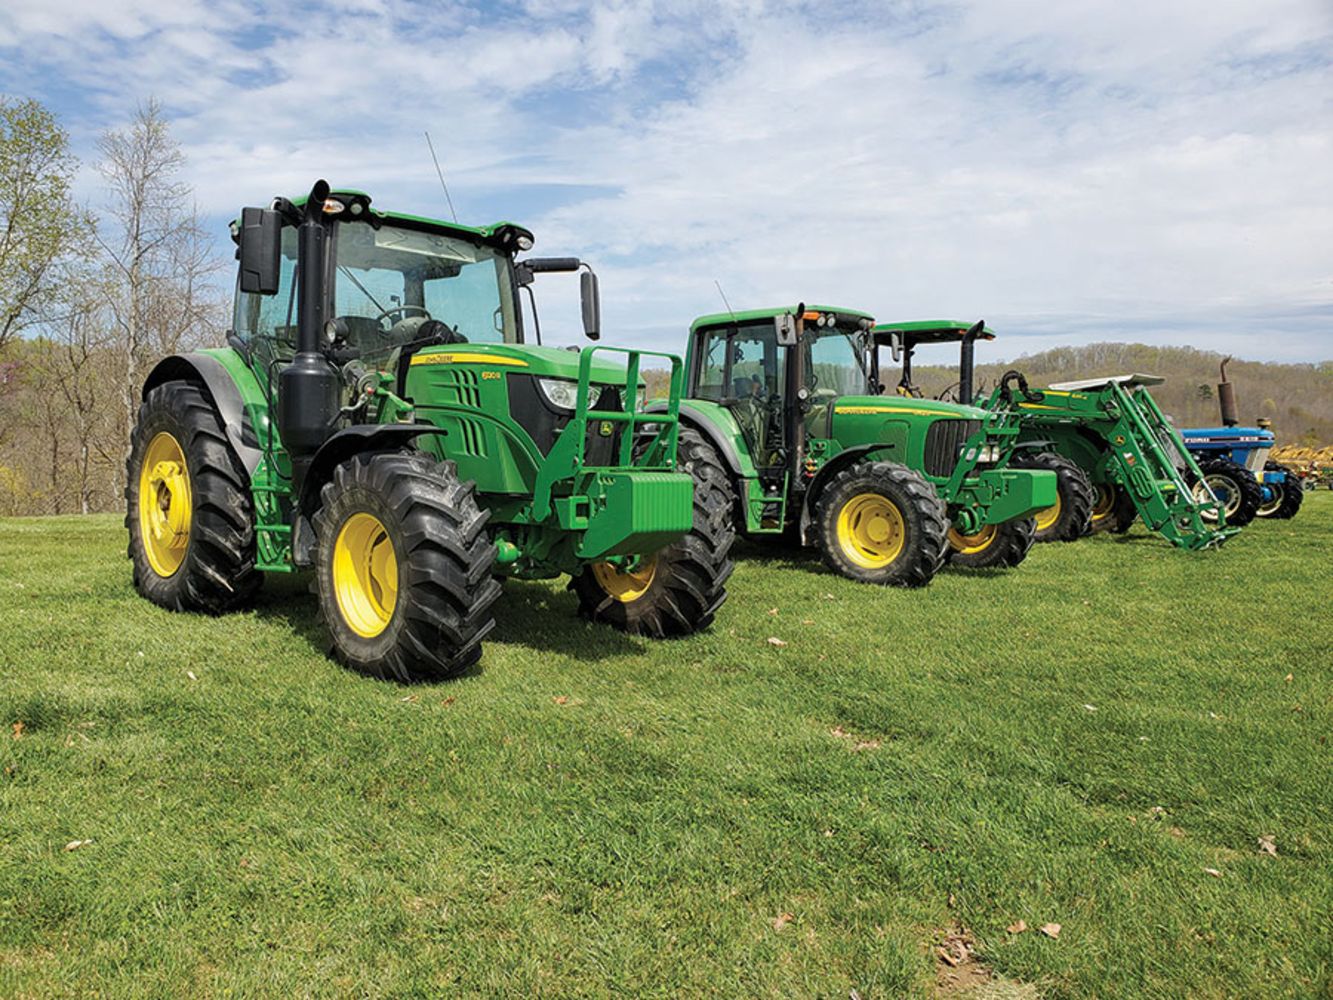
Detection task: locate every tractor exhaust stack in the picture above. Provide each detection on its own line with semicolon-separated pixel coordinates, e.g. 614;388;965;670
1217;356;1238;427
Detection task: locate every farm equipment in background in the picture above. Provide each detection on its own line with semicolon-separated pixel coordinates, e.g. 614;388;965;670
127;179;732;682
873;317;1234;549
871;320;1093;544
1178;357;1303;522
1272;444;1333;490
647;307;1056;587
997;374;1234;549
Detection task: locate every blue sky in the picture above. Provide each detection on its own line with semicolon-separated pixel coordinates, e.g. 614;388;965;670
2;0;1331;362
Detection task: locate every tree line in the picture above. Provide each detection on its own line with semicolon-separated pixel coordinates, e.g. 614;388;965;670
0;97;223;516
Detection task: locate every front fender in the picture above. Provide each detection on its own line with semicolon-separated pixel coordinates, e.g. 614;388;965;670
290;424;450;567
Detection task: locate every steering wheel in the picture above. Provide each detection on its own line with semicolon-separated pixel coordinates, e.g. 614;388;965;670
937;382;961;403
375;304;431;328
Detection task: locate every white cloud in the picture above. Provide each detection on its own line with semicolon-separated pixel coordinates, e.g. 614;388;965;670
1;0;1329;361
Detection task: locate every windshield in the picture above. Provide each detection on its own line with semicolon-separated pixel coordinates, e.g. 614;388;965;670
332;221;518;361
806;326;869;397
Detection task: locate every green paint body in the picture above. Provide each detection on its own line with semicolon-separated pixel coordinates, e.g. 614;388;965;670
167;193;694;578
675;305;1055;539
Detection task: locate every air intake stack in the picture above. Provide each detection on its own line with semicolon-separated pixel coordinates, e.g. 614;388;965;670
1217;356;1238;427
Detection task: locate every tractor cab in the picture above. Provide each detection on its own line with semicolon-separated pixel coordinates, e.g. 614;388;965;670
684;305;875;490
869;320;994;403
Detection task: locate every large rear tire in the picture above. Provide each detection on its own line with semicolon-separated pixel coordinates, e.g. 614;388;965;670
572;429;735;637
1191;457;1262;527
1257;462;1303;520
313;452;501;682
1011;452;1093;542
126;381;261;613
1089;482;1137;535
814;461;947;587
946;517;1036;569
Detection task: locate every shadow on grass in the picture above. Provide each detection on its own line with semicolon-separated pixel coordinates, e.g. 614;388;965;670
489;578;643;661
247;571;640;670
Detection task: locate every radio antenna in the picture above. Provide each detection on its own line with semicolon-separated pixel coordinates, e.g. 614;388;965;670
714;279;738;323
424;131;459;223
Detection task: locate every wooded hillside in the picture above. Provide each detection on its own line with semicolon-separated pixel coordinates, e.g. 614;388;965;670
912;342;1333;445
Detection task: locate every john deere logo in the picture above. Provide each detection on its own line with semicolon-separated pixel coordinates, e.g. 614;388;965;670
598;421;614;437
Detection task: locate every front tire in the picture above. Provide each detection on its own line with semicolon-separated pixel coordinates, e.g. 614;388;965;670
946;517;1036;569
814;461;948;587
1011;452;1093;542
1257;462;1303;520
1191;457;1262;527
1089;482;1137;534
572;429;735;637
314;452;501;682
126;381;261;613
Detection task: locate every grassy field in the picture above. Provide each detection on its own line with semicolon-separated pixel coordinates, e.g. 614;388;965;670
1;497;1330;998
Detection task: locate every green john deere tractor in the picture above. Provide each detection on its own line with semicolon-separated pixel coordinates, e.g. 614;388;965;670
877;317;1231;548
127;180;733;681
872;319;1095;543
649;306;1056;586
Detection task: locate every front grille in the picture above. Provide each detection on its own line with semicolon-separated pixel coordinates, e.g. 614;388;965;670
923;419;981;477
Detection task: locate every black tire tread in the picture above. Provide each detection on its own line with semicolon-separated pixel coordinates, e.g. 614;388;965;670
1010;451;1094;542
1260;461;1304;520
125;381;261;613
571;429;735;637
314;452;500;682
1194;457;1263;527
946;517;1036;569
814;460;948;587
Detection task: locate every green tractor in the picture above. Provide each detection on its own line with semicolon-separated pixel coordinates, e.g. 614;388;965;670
871;317;1231;548
649;306;1056;586
871;319;1095;543
127;180;733;681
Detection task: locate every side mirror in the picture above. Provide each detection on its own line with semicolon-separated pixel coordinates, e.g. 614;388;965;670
238;207;282;295
889;331;903;363
774;312;798;347
580;269;601;341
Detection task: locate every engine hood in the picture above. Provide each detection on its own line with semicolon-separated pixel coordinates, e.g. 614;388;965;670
409;343;643;385
828;395;988;420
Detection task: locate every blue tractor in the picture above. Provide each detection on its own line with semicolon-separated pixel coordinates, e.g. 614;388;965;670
1179;358;1303;525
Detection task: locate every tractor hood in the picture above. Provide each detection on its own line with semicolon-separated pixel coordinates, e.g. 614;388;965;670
827;396;988;421
409;343;644;386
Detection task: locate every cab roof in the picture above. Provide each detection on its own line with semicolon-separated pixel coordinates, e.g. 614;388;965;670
231;187;533;246
691;304;874;333
871;320;995;344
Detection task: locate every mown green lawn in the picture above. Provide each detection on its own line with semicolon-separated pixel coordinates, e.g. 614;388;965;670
1;497;1330;998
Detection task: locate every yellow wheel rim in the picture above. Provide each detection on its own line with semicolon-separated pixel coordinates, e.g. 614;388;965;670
948;524;998;554
332;513;399;638
591;556;658;603
1091;485;1115;522
836;493;906;569
138;432;192;578
1033;491;1063;532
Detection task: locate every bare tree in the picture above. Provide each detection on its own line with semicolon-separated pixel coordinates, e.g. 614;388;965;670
97;99;227;502
0;97;91;352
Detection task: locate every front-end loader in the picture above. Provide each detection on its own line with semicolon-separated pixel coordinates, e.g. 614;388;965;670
650;306;1056;587
128;180;733;681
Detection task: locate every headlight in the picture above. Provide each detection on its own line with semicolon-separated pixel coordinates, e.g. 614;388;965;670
537;377;602;411
962;443;1000;463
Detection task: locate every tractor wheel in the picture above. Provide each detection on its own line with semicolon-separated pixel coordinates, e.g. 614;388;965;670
126;380;261;613
1010;452;1093;542
1088;482;1137;535
1257;462;1303;520
313;452;501;682
945;517;1036;569
572;429;735;636
814;461;948;586
1191;457;1262;527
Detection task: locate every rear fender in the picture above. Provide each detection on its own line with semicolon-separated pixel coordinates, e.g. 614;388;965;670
142;352;267;477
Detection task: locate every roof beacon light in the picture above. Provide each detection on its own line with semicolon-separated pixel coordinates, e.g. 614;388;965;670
322;198;345;215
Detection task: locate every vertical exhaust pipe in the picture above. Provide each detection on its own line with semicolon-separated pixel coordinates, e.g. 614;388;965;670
1217;356;1238;427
